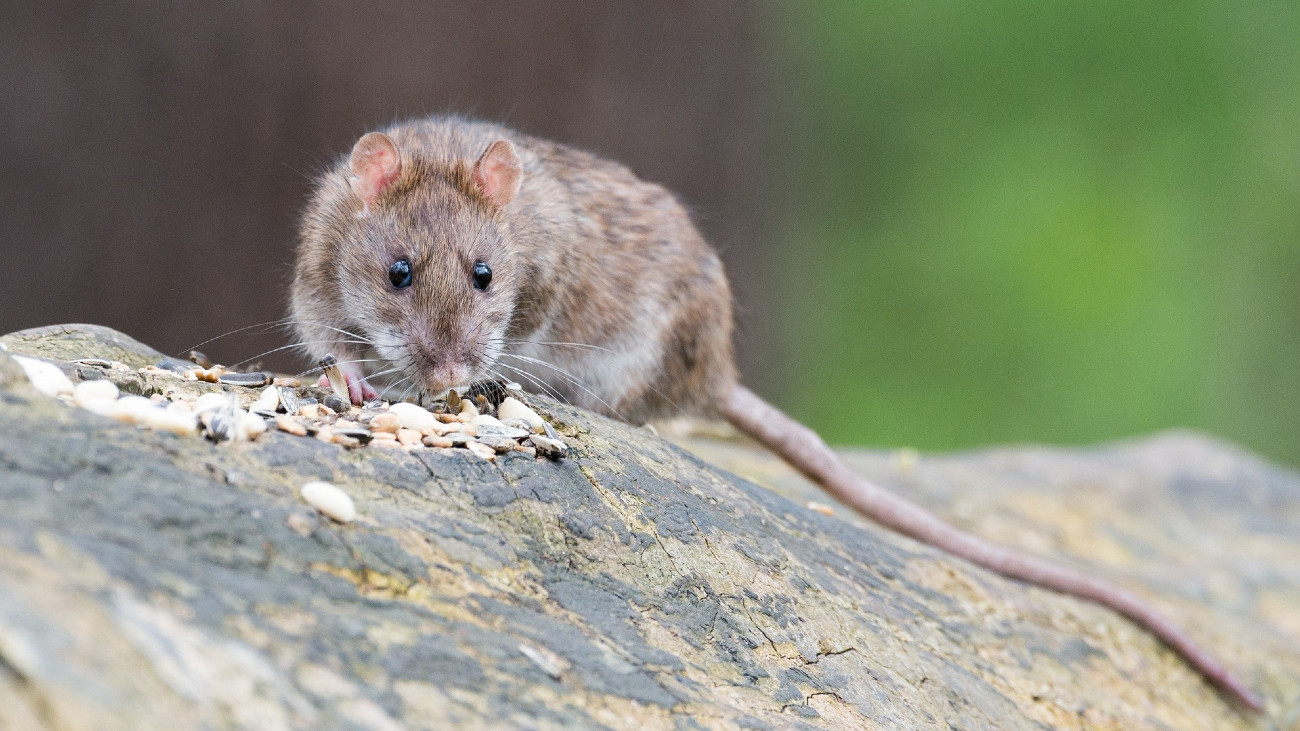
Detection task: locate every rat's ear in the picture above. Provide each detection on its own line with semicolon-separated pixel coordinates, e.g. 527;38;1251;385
472;140;522;208
348;132;401;214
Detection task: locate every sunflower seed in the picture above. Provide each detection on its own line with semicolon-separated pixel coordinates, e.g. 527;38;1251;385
528;435;568;459
318;355;349;403
278;387;301;415
218;371;272;387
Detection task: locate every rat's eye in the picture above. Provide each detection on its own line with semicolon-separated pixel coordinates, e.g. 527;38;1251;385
388;258;413;289
472;261;492;291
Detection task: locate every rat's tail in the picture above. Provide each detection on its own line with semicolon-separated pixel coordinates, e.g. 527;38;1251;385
721;384;1263;712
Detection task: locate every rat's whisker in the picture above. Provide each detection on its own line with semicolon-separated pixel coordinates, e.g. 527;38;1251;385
292;358;383;382
498;352;620;417
228;340;372;370
177;319;302;357
501;338;616;355
494;362;575;409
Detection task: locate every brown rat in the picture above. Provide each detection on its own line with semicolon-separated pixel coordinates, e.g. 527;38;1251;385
290;115;1262;712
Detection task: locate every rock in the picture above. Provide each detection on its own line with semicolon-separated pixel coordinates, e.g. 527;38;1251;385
0;323;165;368
322;395;348;414
475;423;530;440
387;402;436;432
0;324;1296;730
476;435;519;453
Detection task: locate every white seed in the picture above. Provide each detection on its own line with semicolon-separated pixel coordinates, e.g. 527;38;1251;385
73;379;120;407
497;397;544;433
275;414;308;436
300;481;356;523
418;420;464;437
110;395;159;423
387;402;436;431
137;406;199;435
165;400;193;414
13;356;74;398
459;399;480;418
518;644;569;680
465;440;496;461
235;411;268;441
368;412;401;434
250;385;279;413
422;434;453;448
469;414;503;429
805;501;835;516
193;392;230;414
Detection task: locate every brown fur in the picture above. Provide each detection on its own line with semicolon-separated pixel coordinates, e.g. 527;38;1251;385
291;115;734;422
290;115;1259;711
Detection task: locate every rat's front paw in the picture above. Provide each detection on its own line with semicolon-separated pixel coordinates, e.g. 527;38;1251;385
317;362;378;404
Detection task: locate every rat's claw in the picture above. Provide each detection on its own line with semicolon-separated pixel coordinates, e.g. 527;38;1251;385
340;363;378;404
348;377;378;405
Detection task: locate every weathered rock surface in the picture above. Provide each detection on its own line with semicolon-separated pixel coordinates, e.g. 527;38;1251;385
0;326;1297;730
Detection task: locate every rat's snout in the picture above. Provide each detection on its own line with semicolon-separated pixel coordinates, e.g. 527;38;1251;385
409;339;473;391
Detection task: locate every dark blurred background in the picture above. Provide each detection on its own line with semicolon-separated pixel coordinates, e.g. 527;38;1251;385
3;2;1298;464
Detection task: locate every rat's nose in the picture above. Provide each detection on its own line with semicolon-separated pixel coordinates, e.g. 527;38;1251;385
412;343;472;391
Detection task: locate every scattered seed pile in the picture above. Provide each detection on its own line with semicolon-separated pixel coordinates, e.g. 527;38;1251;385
9;350;569;463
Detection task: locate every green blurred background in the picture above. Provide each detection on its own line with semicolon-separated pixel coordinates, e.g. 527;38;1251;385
3;2;1297;465
765;2;1300;464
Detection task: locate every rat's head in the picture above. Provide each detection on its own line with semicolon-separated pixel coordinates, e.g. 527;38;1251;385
319;130;524;395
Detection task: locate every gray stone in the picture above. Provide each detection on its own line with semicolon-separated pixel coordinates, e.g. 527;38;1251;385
0;324;1296;730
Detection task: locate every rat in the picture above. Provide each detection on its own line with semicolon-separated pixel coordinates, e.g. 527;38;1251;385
289;115;1262;712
